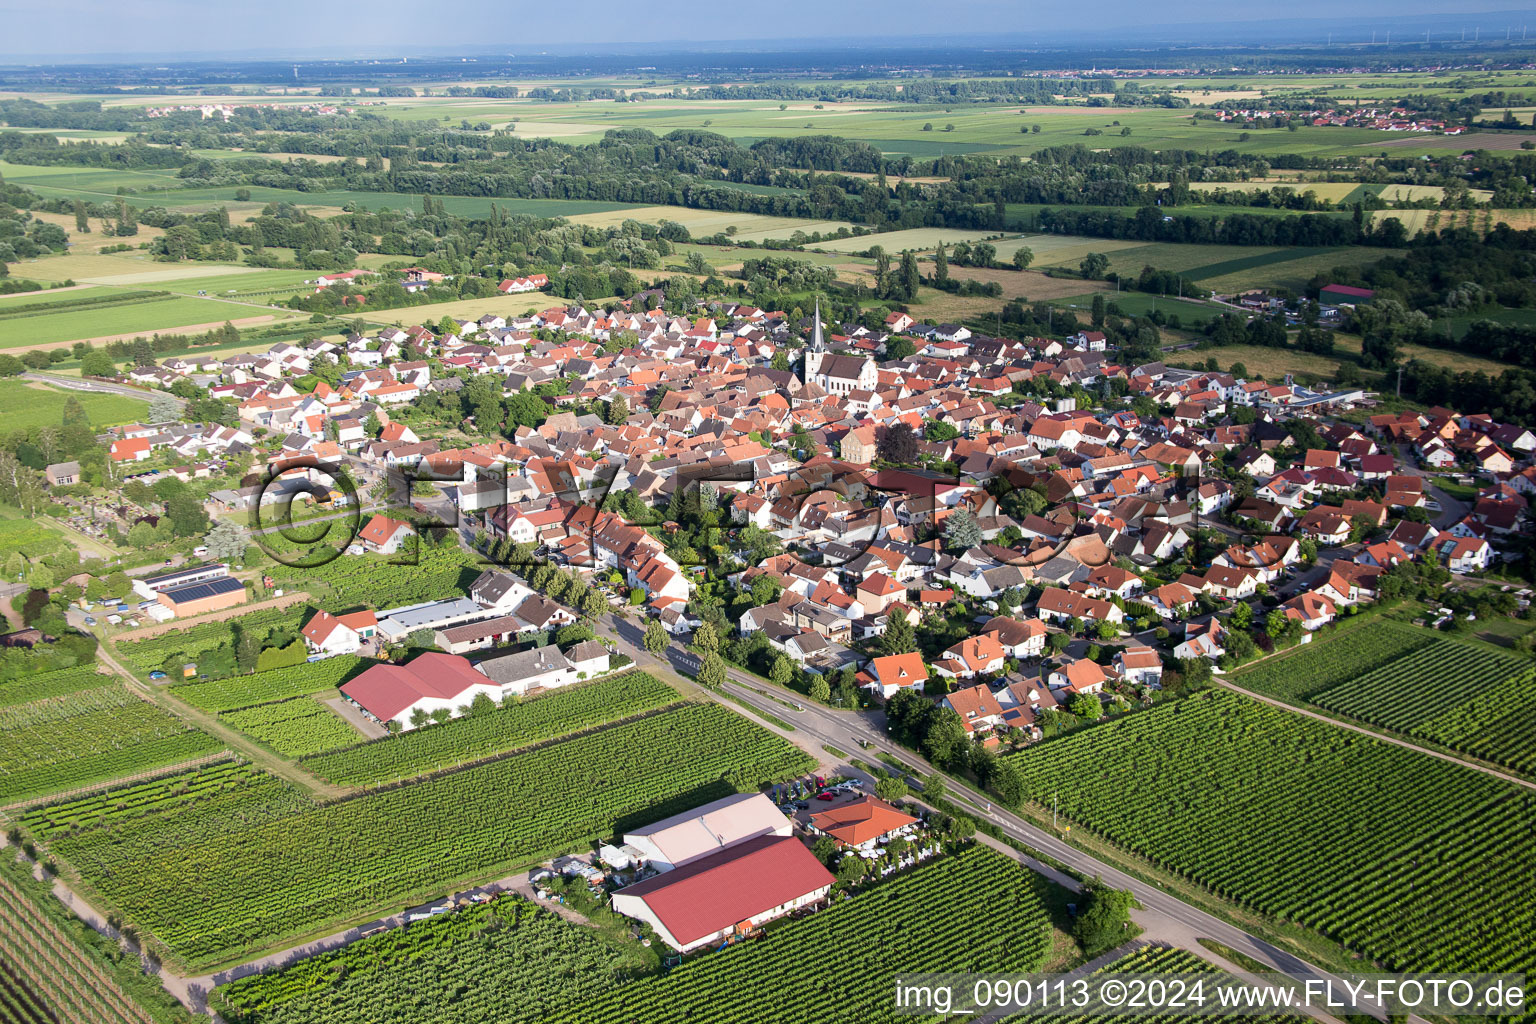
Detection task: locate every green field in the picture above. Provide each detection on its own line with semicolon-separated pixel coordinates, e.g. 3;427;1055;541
1007;690;1535;985
219;698;363;759
0;291;288;346
49;701;814;969
0;378;149;433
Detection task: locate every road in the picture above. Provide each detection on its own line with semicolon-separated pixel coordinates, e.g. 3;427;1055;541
22;370;185;408
592;610;1419;1024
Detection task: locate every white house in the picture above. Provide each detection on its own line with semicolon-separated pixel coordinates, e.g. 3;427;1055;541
301;609;378;656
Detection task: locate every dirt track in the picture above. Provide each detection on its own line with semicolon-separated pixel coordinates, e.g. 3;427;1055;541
110;591;310;642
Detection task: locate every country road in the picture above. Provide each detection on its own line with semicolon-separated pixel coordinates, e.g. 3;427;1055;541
22;370;185;406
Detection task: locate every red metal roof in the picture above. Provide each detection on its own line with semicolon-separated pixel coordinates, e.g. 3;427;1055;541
618;836;832;947
339;652;488;722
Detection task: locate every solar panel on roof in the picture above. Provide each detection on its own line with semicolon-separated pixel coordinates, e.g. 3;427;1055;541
163;576;244;604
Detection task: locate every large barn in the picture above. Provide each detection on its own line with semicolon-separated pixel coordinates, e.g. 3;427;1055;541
339;652;501;730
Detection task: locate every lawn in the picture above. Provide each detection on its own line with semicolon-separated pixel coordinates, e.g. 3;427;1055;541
0;379;148;433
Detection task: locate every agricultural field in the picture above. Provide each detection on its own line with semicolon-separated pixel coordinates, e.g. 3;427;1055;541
565;205;852;242
301;671;682;786
808;227;1001;254
1232;619;1437;702
0;516;68;559
549;845;1054;1024
1240;624;1536;775
216;895;647;1024
0;869;157;1024
220;698;363;759
0;379;148;433
49;702;814;969
19;759;263;840
168;655;367;713
0;291;290;348
279;547;481;608
111;605;292;679
0;666;110;709
0;676;222;805
1006;690;1535;983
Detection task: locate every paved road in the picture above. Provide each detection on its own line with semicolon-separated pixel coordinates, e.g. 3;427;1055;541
22;371;184;408
592;610;1418;1024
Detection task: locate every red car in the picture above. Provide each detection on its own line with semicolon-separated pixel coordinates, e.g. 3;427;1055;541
815;792;836;801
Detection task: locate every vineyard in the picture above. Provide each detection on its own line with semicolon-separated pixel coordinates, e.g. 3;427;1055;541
1005;691;1534;983
1081;946;1291;1024
301;671;681;786
0;666;113;708
216;895;645;1024
51;702;813;969
0;679;221;804
1232;620;1435;701
169;656;366;713
221;699;363;758
549;845;1053;1024
20;760;266;840
1310;639;1536;772
279;547;481;608
0;870;155;1024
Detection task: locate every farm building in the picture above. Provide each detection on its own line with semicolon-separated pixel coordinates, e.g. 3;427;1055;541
132;562;231;600
610;835;833;953
340;651;502;730
301;609;379;656
1318;284;1374;306
475;645;578;696
808;795;918;851
154;575;246;618
622;792;792;872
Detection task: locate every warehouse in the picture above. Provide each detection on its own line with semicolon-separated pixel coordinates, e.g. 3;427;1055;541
154;575;246;618
622;792;791;872
610;835;833;953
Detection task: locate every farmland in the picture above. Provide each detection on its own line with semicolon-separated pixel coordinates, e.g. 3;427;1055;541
1006;690;1535;982
278;547;481;607
0;666;111;708
49;702;814;969
565;205;852;242
0;379;148;434
551;845;1053;1024
807;227;1002;254
19;760;265;840
220;698;363;758
169;655;366;713
0;678;221;805
216;895;644;1024
1236;623;1536;775
301;671;683;786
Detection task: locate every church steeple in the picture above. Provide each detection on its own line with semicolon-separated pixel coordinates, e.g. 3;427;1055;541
810;295;824;351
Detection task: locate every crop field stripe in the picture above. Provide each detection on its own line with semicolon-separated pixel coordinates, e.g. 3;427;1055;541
1182;245;1337;281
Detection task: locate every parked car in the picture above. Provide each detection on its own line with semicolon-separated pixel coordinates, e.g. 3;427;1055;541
816;792;836;801
148;671;167;680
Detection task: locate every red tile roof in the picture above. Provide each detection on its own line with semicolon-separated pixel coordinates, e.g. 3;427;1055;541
617;836;832;947
340;652;488;722
809;795;918;846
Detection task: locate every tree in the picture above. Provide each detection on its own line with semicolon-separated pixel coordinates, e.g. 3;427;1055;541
605;394;629;425
643;619;669;655
932;242;949;286
580;587;608;620
1230;601;1253;630
697;652;726;689
1091;293;1106;328
1080;252;1110;279
836;854;868;886
880;608;918;656
809;677;831;703
204;519;245;564
899;250;920;299
877;423;918;465
691;621;720;656
875;775;908;803
165;491;209;537
770;654;793;687
1068;692;1103;720
943;509;982;552
1073;884;1139;957
922;709;970;769
148;393;180;423
469;692;496;716
811;835;838;865
1012;246;1034;271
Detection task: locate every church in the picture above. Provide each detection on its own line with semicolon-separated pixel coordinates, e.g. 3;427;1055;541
800;297;877;395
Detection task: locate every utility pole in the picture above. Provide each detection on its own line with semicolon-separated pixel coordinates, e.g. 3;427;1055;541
1053;792;1058;829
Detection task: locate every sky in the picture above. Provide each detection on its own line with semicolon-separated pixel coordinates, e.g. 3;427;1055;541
0;0;1530;60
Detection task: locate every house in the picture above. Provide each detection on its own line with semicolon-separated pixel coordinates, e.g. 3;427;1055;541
610;835;832;954
808;795;917;850
941;682;1007;734
1173;619;1226;661
1034;588;1123;628
1281;591;1337;631
339;652;501;730
476;645;578;695
565;639;611;677
858;651;927;699
1113;645;1163;685
1048;658;1111;696
980;616;1048;658
301;609;378;656
357;514;414;555
933;633;1007;681
1435;534;1495;573
44;461;81;487
110;438;152;463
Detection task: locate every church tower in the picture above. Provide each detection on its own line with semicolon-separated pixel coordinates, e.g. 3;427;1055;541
802;295;826;381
